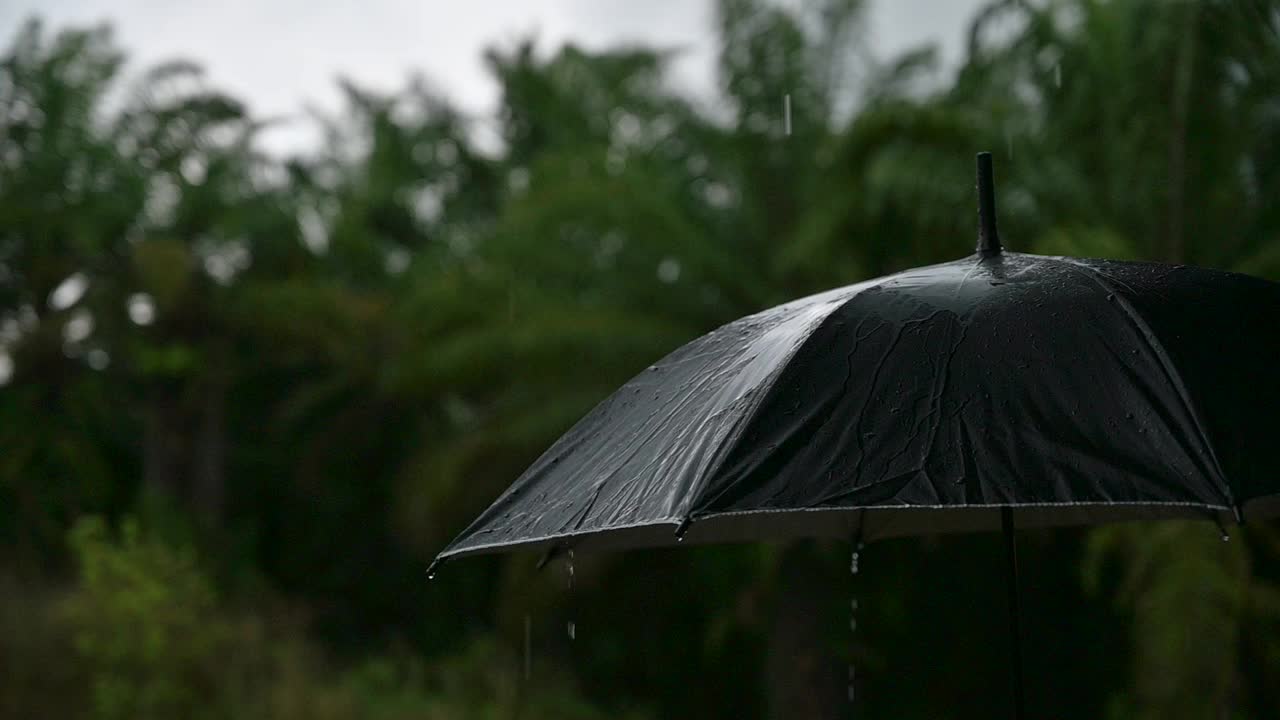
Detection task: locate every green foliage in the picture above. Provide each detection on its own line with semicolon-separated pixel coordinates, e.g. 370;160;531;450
63;516;258;720
1083;521;1280;720
341;639;654;720
1083;523;1248;719
0;571;85;718
4;1;1280;718
47;516;640;720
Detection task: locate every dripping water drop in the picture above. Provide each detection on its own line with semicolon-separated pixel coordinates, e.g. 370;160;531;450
567;549;577;640
848;541;864;706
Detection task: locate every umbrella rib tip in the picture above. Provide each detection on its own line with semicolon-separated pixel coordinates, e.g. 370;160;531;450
674;517;692;541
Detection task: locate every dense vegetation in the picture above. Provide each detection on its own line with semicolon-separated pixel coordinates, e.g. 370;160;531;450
3;1;1280;718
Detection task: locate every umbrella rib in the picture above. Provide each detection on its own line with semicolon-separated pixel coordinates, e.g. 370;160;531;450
1053;257;1235;510
681;297;877;518
567;353;750;530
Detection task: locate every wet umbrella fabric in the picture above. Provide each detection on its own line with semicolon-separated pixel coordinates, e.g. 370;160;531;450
438;240;1280;564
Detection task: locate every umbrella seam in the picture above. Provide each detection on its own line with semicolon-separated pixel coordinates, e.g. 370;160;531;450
679;289;882;520
1052;257;1235;509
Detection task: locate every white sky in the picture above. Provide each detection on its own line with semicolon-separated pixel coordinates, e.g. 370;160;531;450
0;0;985;153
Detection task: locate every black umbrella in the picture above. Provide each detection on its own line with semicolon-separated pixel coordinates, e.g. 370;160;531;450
434;153;1280;718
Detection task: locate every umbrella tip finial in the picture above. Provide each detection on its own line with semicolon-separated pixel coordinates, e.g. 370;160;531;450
976;152;1002;255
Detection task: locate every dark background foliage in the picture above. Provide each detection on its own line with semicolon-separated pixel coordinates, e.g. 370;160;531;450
2;2;1280;718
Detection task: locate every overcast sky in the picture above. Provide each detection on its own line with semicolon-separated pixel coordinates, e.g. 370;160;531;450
1;0;985;153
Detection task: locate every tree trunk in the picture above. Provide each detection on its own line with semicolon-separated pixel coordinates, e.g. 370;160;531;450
766;542;846;720
192;379;226;524
143;391;182;499
143;376;227;526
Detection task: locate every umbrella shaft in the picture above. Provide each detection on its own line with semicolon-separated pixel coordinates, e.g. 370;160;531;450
1002;507;1026;720
976;152;1002;254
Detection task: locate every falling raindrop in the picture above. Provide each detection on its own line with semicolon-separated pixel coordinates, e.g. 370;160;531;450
1054;63;1062;88
783;94;792;136
567;550;577;641
1221;530;1231;543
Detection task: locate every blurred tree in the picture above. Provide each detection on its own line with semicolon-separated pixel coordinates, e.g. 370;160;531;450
0;20;144;566
3;1;1280;718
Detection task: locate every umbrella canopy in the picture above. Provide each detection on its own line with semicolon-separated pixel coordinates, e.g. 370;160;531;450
437;155;1280;565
